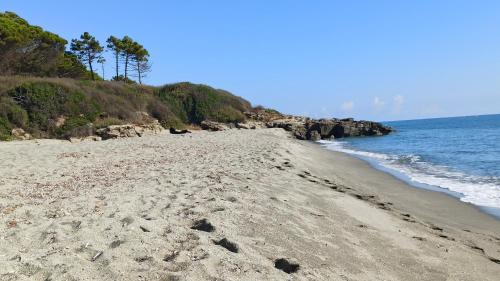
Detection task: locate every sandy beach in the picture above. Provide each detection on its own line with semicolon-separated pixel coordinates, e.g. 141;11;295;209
1;128;499;281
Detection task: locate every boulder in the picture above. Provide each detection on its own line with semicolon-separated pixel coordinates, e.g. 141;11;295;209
55;116;66;128
308;130;321;141
200;121;229;131
96;123;163;140
236;121;264;129
169;128;191;134
69;135;102;143
293;126;308;140
236;122;252;129
84;135;102;142
11;128;31;140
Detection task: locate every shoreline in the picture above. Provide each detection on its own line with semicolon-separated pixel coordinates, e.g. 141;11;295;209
315;140;500;220
1;129;499;280
301;139;500;232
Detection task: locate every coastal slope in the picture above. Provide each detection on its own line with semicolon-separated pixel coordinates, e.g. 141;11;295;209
0;129;499;280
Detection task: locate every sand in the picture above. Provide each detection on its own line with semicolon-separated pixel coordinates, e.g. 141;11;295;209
0;128;499;281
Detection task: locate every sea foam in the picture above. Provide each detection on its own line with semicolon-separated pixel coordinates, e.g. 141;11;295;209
319;140;500;209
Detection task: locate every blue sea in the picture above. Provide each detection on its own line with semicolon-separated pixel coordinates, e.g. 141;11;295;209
319;114;500;217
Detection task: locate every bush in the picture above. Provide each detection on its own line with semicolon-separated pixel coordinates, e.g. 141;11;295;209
0;97;28;128
56;116;93;139
7;82;101;134
213;107;246;123
0;117;11;140
157;82;251;124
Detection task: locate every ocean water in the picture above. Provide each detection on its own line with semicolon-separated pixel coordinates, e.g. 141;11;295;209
318;114;500;215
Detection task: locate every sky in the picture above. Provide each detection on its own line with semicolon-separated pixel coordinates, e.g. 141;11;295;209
2;0;500;121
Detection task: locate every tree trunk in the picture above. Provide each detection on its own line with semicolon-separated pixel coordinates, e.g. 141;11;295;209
137;62;142;84
88;55;94;81
115;52;119;78
124;54;129;79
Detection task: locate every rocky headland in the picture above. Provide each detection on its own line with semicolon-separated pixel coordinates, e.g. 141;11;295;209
245;109;393;141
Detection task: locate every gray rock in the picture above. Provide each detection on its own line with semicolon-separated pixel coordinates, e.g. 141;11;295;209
200;121;229;131
96;123;163;140
258;113;392;141
308;130;321;141
11;128;32;140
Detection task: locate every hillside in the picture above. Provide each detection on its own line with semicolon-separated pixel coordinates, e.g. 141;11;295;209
0;77;251;140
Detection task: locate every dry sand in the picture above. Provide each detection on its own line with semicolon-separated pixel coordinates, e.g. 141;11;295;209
0;128;499;281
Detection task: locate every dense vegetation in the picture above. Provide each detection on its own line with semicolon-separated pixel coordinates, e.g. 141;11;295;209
0;12;150;82
0;77;251;140
0;12;89;78
0;12;254;140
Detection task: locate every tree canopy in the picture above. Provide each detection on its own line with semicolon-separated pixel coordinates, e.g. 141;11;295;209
0;12;151;84
0;11;87;78
70;32;104;81
106;35;151;84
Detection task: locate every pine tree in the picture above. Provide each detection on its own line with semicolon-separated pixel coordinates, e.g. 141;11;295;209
106;36;123;79
70;32;103;80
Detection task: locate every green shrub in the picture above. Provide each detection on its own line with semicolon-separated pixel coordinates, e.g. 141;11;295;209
56;116;92;139
157;82;251;124
0;117;11;140
7;105;28;127
213;107;246;123
0;97;28;128
7;82;101;134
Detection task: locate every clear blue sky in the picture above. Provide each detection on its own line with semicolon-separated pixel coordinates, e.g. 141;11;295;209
3;0;500;121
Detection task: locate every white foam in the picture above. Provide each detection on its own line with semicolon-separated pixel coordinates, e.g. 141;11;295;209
319;140;500;208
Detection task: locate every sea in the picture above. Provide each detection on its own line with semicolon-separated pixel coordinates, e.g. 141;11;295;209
318;114;500;218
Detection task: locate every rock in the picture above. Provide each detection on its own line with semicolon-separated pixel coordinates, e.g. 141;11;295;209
236;121;264;129
96;123;163;140
84;135;102;142
69;135;102;143
274;258;300;274
200;121;229;131
96;125;137;139
247;109;392;141
11;128;31;140
308;130;321;141
190;219;215;232
55;116;66;128
236;122;252;129
169;128;191;134
213;238;239;253
293;126;307;140
69;137;81;143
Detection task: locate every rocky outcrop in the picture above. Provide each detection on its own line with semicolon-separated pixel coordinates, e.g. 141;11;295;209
200;121;229;131
200;109;392;141
246;110;392;141
96;122;163;140
200;120;265;131
235;121;265;130
11;128;32;140
69;135;102;143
